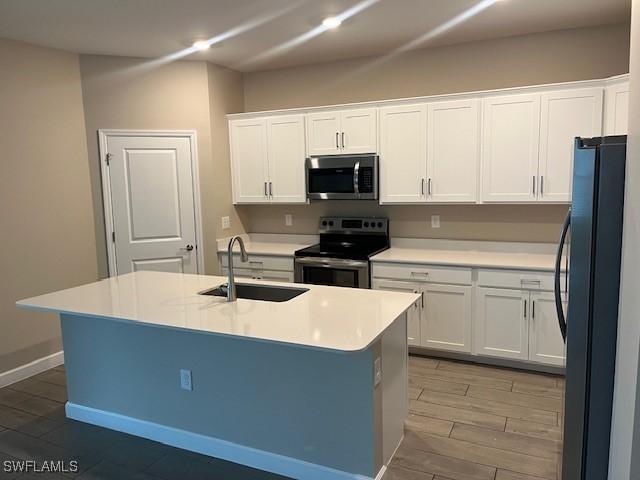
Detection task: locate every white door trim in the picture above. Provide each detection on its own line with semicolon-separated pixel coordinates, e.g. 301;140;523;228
98;129;205;276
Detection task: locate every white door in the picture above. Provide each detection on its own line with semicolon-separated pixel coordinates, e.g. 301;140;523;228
230;119;269;204
529;292;566;366
475;288;529;360
604;82;630;135
422;284;472;353
371;279;422;346
340;108;377;154
105;134;199;275
266;115;306;204
306;111;341;156
427;99;480;203
539;88;603;203
481;94;540;203
379;104;428;204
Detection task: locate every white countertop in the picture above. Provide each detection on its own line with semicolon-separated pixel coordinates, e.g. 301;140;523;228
216;234;317;257
371;248;558;271
16;271;419;353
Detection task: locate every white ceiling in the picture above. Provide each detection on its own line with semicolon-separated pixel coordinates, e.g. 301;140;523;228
0;0;630;72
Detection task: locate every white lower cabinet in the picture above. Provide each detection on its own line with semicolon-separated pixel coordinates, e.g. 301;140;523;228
475;287;529;360
475;286;566;366
371;277;472;352
422;284;472;353
371;279;421;346
529;291;566;366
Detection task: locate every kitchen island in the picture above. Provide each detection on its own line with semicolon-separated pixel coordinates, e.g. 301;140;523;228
17;271;419;480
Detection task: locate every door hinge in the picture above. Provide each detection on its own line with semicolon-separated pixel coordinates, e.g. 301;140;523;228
111;231;116;242
105;153;113;165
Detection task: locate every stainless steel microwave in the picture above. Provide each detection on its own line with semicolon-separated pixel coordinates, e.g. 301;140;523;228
305;154;378;200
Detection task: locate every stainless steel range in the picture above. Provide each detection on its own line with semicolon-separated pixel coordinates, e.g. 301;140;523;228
294;217;389;289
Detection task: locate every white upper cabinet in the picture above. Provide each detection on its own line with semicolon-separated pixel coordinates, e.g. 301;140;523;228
306;111;342;156
604;81;630;135
538;88;603;203
481;94;541;203
267;115;306;203
379;104;428;203
306;108;377;156
230;118;269;204
230;115;306;204
427;99;480;203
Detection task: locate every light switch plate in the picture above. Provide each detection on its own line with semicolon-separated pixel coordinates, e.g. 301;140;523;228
180;369;192;391
221;216;231;230
285;214;293;226
431;215;440;228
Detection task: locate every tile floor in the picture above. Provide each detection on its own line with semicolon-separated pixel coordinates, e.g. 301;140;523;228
0;357;564;479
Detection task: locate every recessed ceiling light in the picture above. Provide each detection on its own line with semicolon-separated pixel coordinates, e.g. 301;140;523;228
322;17;342;29
192;40;210;51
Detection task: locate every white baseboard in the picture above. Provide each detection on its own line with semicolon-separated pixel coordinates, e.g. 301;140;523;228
374;465;387;480
66;402;378;480
0;351;64;388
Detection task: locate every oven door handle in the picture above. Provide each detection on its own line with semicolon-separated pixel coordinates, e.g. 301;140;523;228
353;161;360;196
295;257;368;268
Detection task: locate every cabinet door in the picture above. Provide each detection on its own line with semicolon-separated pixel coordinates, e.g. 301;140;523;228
379;104;427;204
529;292;566;366
230;119;269;204
267;115;306;204
306;111;341;156
422;284;472;353
481;94;540;203
539;88;603;203
340;108;377;154
475;288;528;360
371;278;421;346
427;99;480;203
604;82;630;135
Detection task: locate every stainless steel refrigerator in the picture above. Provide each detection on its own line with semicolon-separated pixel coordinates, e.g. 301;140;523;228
555;136;627;480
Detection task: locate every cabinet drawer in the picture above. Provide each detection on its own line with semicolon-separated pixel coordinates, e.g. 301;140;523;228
477;269;558;291
220;253;293;272
372;262;472;285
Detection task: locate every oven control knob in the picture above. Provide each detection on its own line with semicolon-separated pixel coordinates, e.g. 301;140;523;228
328;221;334;226
377;222;383;228
364;222;369;227
322;220;328;226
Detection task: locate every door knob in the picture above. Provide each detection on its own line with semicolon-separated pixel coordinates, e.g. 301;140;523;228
185;244;194;251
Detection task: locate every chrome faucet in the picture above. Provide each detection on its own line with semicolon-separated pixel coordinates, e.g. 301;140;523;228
226;236;249;302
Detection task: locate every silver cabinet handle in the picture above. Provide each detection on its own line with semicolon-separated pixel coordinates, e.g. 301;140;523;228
524;299;528;318
269;182;273;197
428;178;432;196
421;291;425;309
532;176;536;195
336;132;339;149
540;176;544;196
411;271;429;277
532;300;536;319
341;132;345;149
421;178;425;196
353;161;360;195
264;182;268;196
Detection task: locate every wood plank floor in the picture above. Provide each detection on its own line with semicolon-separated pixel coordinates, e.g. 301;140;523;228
384;355;565;480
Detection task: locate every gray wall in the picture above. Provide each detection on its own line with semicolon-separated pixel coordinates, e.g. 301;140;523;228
62;314;379;477
0;39;98;373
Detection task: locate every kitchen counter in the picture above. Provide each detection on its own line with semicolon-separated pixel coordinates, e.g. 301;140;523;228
215;233;316;257
371;247;559;271
17;270;418;352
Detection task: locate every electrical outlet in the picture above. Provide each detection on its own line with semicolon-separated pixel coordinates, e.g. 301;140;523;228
285;214;293;226
221;216;231;230
180;369;192;391
373;357;382;387
431;215;441;229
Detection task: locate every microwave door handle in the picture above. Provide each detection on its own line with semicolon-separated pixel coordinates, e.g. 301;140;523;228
353;161;360;196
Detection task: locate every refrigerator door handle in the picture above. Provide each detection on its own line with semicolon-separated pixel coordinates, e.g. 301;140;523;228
555;208;571;342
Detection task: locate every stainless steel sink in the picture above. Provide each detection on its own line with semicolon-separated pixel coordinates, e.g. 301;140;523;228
200;283;309;302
